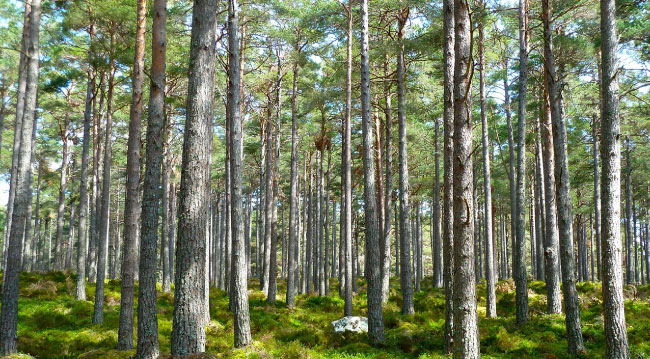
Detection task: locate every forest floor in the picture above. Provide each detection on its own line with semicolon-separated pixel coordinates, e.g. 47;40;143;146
1;272;649;359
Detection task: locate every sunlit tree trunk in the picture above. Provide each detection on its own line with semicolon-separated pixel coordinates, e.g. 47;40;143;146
600;0;629;355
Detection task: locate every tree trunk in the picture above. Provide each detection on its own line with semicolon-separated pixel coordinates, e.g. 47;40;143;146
342;0;354;317
360;0;384;343
54;110;70;271
95;43;117;326
381;57;393;301
624;139;633;284
534;119;546;281
442;0;455;351
540;94;562;313
136;0;166;356
514;0;529;326
600;0;630;354
171;0;218;353
479;17;496;318
228;0;252;347
452;0;479;356
0;0;40;352
1;0;31;274
592;116;601;281
432;117;442;289
542;0;585;352
397;7;414;316
75;56;95;301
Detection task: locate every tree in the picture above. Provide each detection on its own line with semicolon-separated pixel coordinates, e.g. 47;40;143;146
478;7;496;318
442;0;455;352
136;0;166;356
171;0;218;354
342;0;354;318
228;0;252;348
452;0;479;357
539;91;562;314
360;0;384;343
514;0;529;326
600;0;630;356
116;0;147;342
541;0;585;352
397;6;414;317
0;0;41;353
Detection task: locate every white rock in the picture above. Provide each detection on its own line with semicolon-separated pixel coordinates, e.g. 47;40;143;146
331;316;368;333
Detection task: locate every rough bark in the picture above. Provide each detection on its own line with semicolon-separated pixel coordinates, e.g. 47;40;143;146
442;0;455;351
342;0;354;317
360;0;384;343
540;89;562;314
228;0;253;347
600;0;630;355
136;0;166;356
397;7;414;316
479;17;496;318
286;59;300;308
542;0;585;352
514;0;529;326
170;0;217;354
452;0;479;356
0;0;40;352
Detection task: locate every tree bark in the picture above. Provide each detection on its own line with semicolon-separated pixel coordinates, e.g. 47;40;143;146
540;89;562;314
342;0;354;317
171;0;217;354
514;0;529;326
360;0;384;343
542;0;585;352
479;16;496;318
396;7;414;316
0;0;40;352
600;0;630;355
228;0;252;347
442;0;455;351
136;0;166;356
452;0;479;356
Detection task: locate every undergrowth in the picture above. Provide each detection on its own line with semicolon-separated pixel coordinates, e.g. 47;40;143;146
0;271;649;358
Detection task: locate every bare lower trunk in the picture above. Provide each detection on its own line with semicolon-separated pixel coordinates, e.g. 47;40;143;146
542;0;584;352
442;0;455;351
136;1;166;356
0;0;40;352
452;0;479;356
228;0;252;347
171;0;217;354
600;0;630;355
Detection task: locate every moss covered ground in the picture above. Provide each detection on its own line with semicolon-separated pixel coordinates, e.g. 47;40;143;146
1;271;649;358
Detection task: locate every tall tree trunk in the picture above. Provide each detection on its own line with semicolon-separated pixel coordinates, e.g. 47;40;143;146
452;0;479;356
171;0;217;354
228;0;252;347
54;111;70;270
360;0;384;343
75;54;95;301
2;0;31;273
342;0;354;317
534;118;546;281
432;118;442;289
95;44;117;325
592;116;601;281
117;0;146;343
514;0;529;326
624;139;633;284
479;16;496;318
136;0;166;356
542;0;585;352
0;0;40;353
161;113;172;292
397;7;414;316
600;0;629;354
540;90;562;313
442;0;455;351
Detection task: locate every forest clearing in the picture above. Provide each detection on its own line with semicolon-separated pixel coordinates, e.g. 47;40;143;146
0;0;649;358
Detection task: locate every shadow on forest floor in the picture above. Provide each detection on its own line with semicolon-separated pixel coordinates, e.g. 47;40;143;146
1;271;650;358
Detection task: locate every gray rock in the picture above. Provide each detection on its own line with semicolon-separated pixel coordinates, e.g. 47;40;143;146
331;316;368;333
